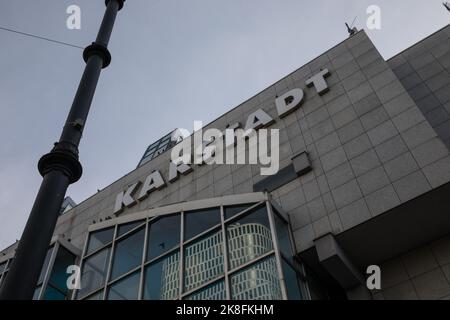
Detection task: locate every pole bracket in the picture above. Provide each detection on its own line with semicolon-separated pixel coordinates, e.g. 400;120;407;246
83;42;111;68
38;144;83;184
105;0;125;11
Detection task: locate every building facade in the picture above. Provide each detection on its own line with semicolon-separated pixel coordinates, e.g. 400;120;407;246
1;24;450;300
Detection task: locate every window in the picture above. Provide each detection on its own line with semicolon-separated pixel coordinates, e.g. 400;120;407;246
147;214;180;261
185;280;226;300
224;204;255;220
227;205;273;270
281;259;303;300
45;247;77;297
111;227;145;280
76;196;308;300
144;251;180;300
118;220;145;238
79;247;111;298
21;241;81;300
41;285;66;300
0;261;7;287
86;227;114;254
184;208;220;241
0;261;6;274
85;290;103;300
107;271;140;300
184;230;224;292
230;256;282;300
273;212;294;262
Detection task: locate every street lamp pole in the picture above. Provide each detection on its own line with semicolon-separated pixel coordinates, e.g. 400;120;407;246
0;0;125;300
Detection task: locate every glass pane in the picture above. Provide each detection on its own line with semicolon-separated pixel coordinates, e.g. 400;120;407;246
161;134;171;143
274;211;294;261
0;262;7;274
224;204;254;220
185;280;226;300
117;220;145;238
33;286;42;300
107;271;140;300
0;272;7;287
149;141;159;149
87;227;114;254
84;290;103;300
145;147;156;157
78;247;111;298
47;247;77;293
42;285;66;300
147;214;180;262
144;251;180;300
282;259;303;300
184;208;221;241
38;246;54;284
231;255;282;300
227;206;273;270
111;227;145;280
184;230;224;293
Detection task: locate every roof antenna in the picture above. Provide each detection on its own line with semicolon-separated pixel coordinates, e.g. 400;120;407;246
444;2;450;11
346;16;358;37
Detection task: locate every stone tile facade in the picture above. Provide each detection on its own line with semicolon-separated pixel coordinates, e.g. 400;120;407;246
2;25;450;300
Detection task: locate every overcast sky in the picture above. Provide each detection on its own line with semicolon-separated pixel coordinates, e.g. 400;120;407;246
0;0;448;249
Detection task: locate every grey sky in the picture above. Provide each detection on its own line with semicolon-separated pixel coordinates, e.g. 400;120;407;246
0;0;448;249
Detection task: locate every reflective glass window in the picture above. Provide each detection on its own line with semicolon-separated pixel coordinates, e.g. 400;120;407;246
42;285;66;300
107;271;140;300
0;272;7;287
161;134;172;143
231;255;282;300
47;247;77;294
185;280;226;300
185;208;220;241
147;214;180;261
282;259;303;300
184;230;224;293
111;227;145;279
87;227;114;254
118;220;145;238
148;141;159;149
227;206;273;270
85;290;103;300
273;211;294;261
145;147;156;157
224;204;254;220
78;247;111;298
144;251;180;300
0;261;7;274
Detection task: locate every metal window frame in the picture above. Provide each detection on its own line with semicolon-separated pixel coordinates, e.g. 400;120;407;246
37;243;57;300
178;211;185;299
101;224;118;300
0;258;11;288
220;205;231;300
138;217;149;300
107;224;146;283
266;202;288;300
269;200;312;300
75;192;310;301
34;236;81;300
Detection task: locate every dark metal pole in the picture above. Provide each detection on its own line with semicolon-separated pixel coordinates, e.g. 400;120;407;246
0;0;125;300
